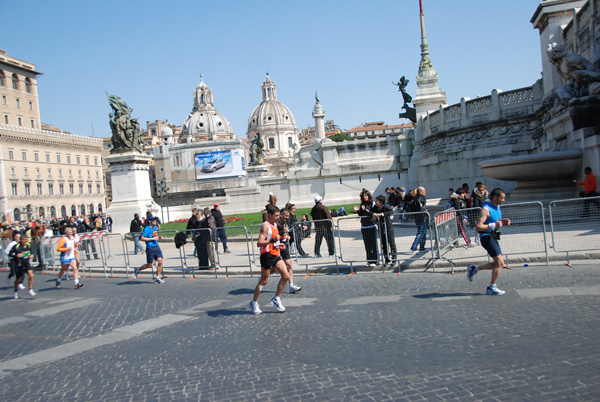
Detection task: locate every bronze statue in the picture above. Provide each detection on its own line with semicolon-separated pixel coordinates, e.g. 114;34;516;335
393;76;417;123
249;133;265;165
107;93;145;153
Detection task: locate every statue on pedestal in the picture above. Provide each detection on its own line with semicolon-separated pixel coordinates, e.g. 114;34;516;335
107;94;145;153
249;133;265;165
393;76;417;123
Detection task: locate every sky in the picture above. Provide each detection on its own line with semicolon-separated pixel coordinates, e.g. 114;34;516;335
3;0;543;139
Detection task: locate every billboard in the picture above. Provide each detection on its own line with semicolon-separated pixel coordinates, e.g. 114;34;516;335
194;149;246;180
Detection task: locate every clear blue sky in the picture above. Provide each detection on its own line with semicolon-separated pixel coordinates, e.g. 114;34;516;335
3;0;543;138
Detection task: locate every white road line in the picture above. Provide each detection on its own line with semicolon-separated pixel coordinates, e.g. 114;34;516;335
24;298;101;317
0;314;194;376
339;295;403;305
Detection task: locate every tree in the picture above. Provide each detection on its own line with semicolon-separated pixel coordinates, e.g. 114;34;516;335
329;133;355;142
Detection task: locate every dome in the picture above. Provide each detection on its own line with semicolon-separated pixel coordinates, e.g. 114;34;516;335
161;126;173;137
180;75;235;141
247;74;298;132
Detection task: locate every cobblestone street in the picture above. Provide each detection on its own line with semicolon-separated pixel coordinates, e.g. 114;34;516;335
0;263;599;401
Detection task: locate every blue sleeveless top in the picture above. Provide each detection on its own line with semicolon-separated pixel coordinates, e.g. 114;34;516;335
480;201;501;238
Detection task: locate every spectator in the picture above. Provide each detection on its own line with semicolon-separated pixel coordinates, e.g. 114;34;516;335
212;203;230;253
311;195;335;257
300;214;311;238
105;215;113;233
285;203;308;258
261;194;277;222
373;194;397;268
451;188;471;245
353;189;377;267
129;213;145;255
193;209;209;269
187;208;199;257
577;167;600;216
80;216;98;260
410;186;428;252
203;208;219;270
472;182;489;209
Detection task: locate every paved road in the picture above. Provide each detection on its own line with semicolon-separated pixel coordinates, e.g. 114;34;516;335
0;263;599;401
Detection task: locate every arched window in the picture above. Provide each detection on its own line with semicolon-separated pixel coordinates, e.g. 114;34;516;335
79;204;86;215
50;206;57;218
98;203;103;212
26;204;34;220
268;138;275;149
38;207;45;219
0;70;5;87
25;78;32;93
12;74;19;90
13;208;21;222
288;137;293;147
61;205;67;218
89;204;95;214
71;205;77;217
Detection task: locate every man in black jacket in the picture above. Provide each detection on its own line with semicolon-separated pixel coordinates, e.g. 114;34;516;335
80;216;98;259
410;186;428;252
374;195;397;268
310;196;335;257
211;203;230;253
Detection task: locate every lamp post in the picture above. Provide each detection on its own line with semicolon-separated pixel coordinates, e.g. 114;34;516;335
157;178;170;223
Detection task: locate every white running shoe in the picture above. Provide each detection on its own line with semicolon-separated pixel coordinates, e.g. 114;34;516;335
17;283;25;290
249;301;262;315
270;297;286;312
14;292;19;299
155;277;165;284
28;289;37;297
289;284;302;294
486;284;506;296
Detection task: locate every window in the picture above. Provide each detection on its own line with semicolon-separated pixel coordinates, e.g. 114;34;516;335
8;150;14;160
24;183;30;196
46;153;50;163
96;184;101;194
56;154;61;163
36;168;40;177
10;167;15;176
78;170;82;179
88;183;92;194
30;119;34;128
22;151;26;161
3;115;7;124
288;137;293;147
15;98;20;108
25;78;32;93
76;155;81;164
66;155;71;164
2;95;6;105
59;183;64;195
12;74;19;90
34;152;39;162
48;183;54;195
78;184;83;194
268;138;275;149
37;183;42;195
11;183;17;196
28;101;33;110
96;171;99;179
58;169;62;178
0;70;5;87
47;169;51;177
68;170;72;178
24;168;28;177
69;184;74;194
94;157;98;165
18;117;22;126
86;156;89;165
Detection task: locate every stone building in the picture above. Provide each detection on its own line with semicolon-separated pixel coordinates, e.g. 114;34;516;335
0;49;105;221
246;74;300;176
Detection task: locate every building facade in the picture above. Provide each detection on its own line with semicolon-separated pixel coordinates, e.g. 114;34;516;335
0;49;105;221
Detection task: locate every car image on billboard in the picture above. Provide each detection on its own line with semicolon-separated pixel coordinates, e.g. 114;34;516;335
201;158;226;173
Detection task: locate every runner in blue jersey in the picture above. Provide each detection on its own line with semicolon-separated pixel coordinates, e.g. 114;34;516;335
466;188;511;295
132;216;165;284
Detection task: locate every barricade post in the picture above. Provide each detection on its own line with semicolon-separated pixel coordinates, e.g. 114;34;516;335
101;233;128;278
549;196;600;264
214;225;253;277
334;215;381;273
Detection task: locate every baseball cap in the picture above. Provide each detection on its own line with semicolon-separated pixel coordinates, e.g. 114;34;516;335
147;216;157;221
314;195;322;203
214;202;219;206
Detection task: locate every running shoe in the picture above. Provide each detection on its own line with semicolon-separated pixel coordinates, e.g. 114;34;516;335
155;277;165;284
486;284;506;296
315;254;323;258
55;278;61;288
270;297;286;312
74;283;84;289
132;267;139;279
17;283;25;290
467;264;478;282
259;284;265;293
289;284;302;294
28;289;37;297
224;249;232;254
14;292;19;299
249;301;262;315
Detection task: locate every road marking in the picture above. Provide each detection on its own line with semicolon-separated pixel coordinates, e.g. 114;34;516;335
178;300;229;314
339;295;402;305
25;299;101;317
0;314;193;376
280;297;318;307
430;296;473;301
516;287;573;299
0;316;29;328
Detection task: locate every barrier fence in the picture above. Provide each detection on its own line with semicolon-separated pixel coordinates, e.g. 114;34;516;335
1;197;599;279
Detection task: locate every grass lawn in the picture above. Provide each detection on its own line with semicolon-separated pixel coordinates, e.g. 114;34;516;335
159;203;360;236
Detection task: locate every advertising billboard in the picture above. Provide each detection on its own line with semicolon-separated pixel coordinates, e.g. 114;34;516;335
194;149;246;180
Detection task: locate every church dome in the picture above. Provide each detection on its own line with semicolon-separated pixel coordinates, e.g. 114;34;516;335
247;74;298;132
180;75;235;141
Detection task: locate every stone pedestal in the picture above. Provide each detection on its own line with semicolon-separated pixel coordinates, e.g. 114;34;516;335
246;165;269;186
106;151;159;234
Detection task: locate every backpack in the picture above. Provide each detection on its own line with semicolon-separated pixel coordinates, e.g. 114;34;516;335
330;209;338;218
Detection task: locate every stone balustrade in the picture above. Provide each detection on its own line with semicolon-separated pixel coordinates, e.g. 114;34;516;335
422;81;544;139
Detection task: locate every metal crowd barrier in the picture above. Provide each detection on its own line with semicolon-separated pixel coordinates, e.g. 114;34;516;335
214;225;253;277
549;196;600;263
